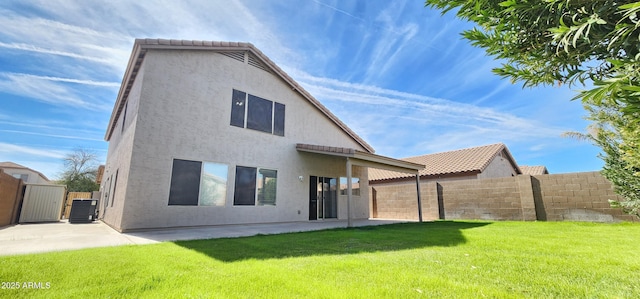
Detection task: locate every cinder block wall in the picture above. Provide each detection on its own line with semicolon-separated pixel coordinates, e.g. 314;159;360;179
370;171;638;223
534;172;636;222
370;181;438;221
370;182;419;220
439;176;528;221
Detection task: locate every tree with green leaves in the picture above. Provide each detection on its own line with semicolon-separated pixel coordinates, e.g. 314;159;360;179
425;0;640;217
58;148;100;192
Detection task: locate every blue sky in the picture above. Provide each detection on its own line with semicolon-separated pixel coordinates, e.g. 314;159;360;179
0;0;602;180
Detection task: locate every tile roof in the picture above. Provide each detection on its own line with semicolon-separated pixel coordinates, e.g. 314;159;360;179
296;143;356;155
0;161;50;181
519;165;549;175
369;143;520;182
106;38;373;153
0;161;24;168
296;143;424;173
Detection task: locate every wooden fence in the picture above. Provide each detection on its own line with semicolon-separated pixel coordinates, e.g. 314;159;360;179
0;169;24;226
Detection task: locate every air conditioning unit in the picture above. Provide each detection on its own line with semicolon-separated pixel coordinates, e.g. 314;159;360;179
69;199;98;223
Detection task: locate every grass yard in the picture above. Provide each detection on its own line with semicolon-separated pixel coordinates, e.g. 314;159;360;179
1;221;639;298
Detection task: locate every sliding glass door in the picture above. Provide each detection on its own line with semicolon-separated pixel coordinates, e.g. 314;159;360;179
309;176;337;220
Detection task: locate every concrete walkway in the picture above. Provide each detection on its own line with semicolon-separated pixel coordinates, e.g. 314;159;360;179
0;219;405;256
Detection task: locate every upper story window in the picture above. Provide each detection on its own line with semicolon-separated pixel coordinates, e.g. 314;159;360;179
230;89;285;136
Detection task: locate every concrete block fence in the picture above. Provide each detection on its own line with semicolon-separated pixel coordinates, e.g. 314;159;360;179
370;171;638;223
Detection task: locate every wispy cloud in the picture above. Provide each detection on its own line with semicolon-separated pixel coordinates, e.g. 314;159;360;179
0;8;132;72
0;0;601;174
0;111;109;132
0;142;66;159
472;80;512;106
364;2;420;80
291;70;567;156
0;73;112;111
1;72;119;87
0;42;117;65
312;0;366;22
0;129;103;142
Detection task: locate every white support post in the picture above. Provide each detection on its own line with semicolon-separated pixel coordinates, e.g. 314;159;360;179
346;157;353;228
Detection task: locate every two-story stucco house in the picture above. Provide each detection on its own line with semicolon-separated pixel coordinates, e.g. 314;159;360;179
100;39;423;232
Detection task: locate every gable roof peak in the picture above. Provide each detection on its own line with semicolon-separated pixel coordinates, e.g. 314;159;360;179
369;143;521;182
105;38;373;153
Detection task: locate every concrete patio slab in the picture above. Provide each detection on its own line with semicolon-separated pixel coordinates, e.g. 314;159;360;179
0;219;407;256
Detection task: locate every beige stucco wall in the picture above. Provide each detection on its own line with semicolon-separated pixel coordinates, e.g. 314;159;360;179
99;62;144;229
477;153;518;179
1;169;48;184
103;49;370;231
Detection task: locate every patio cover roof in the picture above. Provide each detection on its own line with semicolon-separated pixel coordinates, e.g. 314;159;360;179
296;143;425;174
297;143;426;225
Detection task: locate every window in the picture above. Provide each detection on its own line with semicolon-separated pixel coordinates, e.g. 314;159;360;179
233;166;256;205
233;166;277;206
105;174;113;206
12;174;28;181
168;159;228;206
257;169;277;206
121;102;128;133
274;102;285;136
199;163;228;206
169;159;201;206
111;170;119;207
340;177;360;196
229;89;285;136
230;89;246;128
247;95;273;133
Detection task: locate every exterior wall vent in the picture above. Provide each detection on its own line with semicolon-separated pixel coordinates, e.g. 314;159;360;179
248;52;271;73
220;51;245;63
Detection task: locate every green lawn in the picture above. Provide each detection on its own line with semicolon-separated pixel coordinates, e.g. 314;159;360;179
1;221;639;298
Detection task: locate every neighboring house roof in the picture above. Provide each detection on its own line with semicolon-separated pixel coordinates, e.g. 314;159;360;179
369;143;521;182
105;38;373;153
0;161;50;182
519;165;549;175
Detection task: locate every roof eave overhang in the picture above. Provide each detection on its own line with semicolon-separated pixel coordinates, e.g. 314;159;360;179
296;144;424;174
370;169;482;184
104;40;145;141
